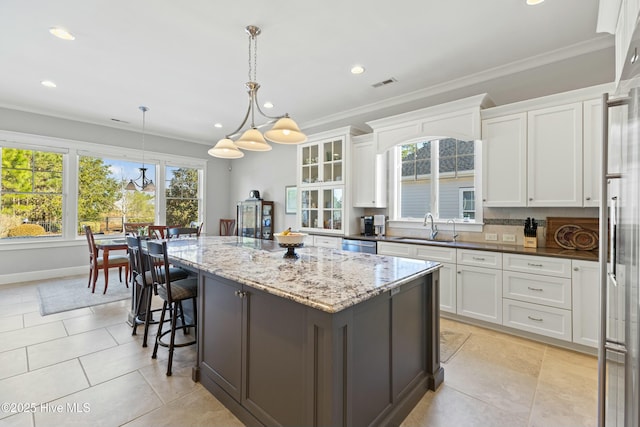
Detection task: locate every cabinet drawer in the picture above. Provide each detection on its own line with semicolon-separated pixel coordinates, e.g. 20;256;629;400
377;241;412;258
503;254;571;278
457;249;502;269
502;299;572;342
314;235;341;249
414;245;456;263
503;271;571;309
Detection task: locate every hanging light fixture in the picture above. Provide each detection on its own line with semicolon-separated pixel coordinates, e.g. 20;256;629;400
208;25;307;159
126;106;156;192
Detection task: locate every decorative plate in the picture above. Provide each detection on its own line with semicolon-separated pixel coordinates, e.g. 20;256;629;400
571;229;599;251
554;224;581;250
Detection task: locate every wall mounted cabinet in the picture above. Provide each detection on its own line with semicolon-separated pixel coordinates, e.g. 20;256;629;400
351;134;387;208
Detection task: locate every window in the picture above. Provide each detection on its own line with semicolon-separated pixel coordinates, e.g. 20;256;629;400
396;137;477;221
1;147;64;239
165;166;201;227
78;155;156;235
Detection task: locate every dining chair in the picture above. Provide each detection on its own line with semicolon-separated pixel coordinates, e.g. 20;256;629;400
84;225;129;294
189;221;204;236
148;225;168;239
146;240;197;376
167;227;199;239
219;219;236;236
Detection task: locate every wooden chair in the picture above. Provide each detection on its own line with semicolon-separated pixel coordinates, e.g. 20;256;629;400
146;240;198;376
220;219;236;236
167;227;199;239
84;225;129;294
189;221;204;236
148;225;168;239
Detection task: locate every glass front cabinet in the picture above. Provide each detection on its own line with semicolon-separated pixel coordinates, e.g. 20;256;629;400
298;128;352;235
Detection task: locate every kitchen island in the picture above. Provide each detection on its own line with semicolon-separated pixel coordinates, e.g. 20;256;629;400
166;236;442;427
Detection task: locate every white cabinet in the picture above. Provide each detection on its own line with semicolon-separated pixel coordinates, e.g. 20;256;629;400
351;135;387;208
298;128;352;235
312;235;342;249
527;103;583;207
456;249;502;324
377;241;456;313
481;113;527;207
572;260;600;348
502;253;573;342
583;98;603;207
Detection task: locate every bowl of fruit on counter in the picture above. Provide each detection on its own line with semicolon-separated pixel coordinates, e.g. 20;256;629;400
273;228;306;258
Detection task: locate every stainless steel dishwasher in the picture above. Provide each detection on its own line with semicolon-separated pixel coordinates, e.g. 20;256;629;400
341;238;377;254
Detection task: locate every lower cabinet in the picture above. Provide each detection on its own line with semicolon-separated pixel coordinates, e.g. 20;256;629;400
438;263;457;314
502;299;572;341
572;260;600;347
456;264;503;324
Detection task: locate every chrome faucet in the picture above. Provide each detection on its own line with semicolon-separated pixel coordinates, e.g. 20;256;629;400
423;213;438;240
447;219;458;242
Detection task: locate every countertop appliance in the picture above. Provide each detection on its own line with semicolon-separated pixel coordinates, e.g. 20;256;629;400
360;216;374;236
598;21;640;427
373;214;386;236
342;238;377;254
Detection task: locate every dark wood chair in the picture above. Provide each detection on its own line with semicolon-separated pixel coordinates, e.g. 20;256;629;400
146;240;197;376
148;225;168;239
189;221;204;236
84;225;129;294
219;219;236;236
167;227;199;239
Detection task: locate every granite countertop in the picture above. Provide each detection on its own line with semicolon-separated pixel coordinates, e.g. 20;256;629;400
344;234;600;262
165;236;440;313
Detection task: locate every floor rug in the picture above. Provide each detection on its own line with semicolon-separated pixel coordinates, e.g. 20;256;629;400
440;329;471;363
37;275;131;316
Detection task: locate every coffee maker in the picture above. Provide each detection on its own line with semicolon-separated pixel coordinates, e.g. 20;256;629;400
360;216;375;236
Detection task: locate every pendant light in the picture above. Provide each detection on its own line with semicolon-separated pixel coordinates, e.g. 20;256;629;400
125;106;156;192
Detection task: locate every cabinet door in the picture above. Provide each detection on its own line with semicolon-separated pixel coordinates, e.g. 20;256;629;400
322;139;344;184
300;189;319;229
527;103;583;207
572;260;600;347
352;140;387;208
321;187;343;232
481;113;527;207
439;262;457;314
456;265;502;324
583;98;603;207
200;274;243;401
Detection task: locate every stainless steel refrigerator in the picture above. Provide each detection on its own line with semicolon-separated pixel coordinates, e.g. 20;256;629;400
599;23;640;427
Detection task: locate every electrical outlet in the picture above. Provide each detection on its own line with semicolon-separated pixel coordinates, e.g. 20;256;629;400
485;233;498;241
503;234;516;242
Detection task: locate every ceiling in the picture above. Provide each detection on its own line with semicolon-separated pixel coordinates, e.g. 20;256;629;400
0;0;613;146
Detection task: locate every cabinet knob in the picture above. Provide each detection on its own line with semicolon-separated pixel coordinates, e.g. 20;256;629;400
573;267;579;271
586;197;591;201
529;198;533;201
457;271;461;274
482;199;486;202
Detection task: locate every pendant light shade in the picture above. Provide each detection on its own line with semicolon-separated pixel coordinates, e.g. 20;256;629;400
208;138;245;159
235;128;272;151
264;117;307;144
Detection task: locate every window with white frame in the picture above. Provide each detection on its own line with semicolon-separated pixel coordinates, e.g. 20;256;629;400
396;138;477;221
1;146;64;239
165;165;201;227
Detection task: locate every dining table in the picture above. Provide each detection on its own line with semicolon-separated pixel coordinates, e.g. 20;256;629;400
94;237;129;294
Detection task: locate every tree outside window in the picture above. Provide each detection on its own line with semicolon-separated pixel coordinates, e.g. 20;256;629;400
165;166;200;227
1;147;63;239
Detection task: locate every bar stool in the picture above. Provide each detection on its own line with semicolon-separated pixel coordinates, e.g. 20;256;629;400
146;240;198;376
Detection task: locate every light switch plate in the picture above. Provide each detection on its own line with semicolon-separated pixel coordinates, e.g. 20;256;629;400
485;233;498;241
503;234;516;242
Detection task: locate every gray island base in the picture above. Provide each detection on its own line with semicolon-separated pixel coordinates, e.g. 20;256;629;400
165;236;443;427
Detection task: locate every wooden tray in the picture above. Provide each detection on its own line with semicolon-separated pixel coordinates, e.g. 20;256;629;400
545;217;600;250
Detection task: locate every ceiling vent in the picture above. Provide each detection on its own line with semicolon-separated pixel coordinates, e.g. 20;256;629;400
372;77;397;88
110;118;129;124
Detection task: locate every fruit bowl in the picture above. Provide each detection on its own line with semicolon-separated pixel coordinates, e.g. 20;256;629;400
273;232;306;245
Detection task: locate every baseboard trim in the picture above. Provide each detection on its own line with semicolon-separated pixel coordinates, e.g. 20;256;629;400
0;266;87;286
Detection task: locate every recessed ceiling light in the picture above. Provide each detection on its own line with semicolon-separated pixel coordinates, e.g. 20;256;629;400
41;80;57;88
526;0;544;5
214;123;223;128
350;65;365;75
263;102;274;109
49;27;75;40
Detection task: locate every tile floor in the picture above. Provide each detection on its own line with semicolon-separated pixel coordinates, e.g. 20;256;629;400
0;276;597;427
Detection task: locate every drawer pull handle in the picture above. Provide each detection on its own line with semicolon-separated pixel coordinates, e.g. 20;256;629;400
527;286;544;292
527;263;543;267
472;257;486;261
527;315;543;322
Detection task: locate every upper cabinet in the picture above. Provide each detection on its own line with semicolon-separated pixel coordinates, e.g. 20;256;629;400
297;127;354;235
481;85;612;208
527;102;583;207
351;134;387;208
